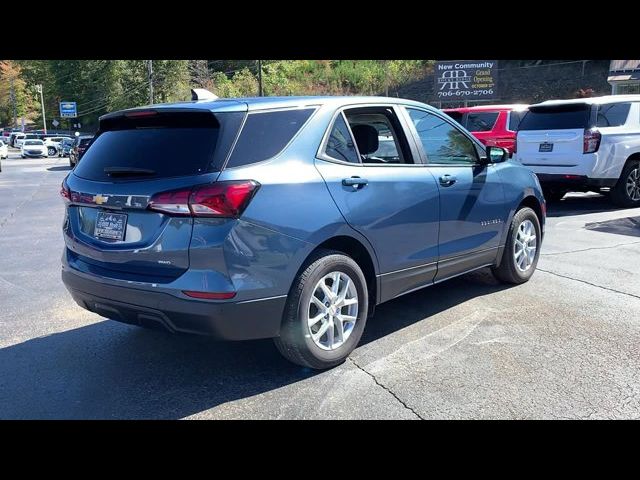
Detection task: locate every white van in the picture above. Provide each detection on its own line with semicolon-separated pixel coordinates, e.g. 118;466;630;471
515;95;640;206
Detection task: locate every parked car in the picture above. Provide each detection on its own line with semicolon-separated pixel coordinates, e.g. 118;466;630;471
516;95;640;205
44;136;73;157
69;135;93;167
60;95;545;369
59;138;75;157
14;134;26;148
9;131;23;147
0;140;7;171
443;104;528;155
21;139;47;158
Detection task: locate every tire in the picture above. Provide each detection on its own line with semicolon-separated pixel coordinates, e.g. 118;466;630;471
47;147;56;157
492;207;541;285
610;159;640;208
274;249;369;370
69;158;74;168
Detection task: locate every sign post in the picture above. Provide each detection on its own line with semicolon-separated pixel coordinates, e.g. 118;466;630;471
434;60;498;104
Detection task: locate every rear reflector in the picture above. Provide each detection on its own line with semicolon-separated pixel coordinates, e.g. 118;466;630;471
148;180;260;218
182;291;236;300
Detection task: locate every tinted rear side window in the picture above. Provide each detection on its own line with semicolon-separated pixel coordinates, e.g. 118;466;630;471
519;104;590;130
596;103;630;127
508;110;526;131
73;111;245;182
465;112;499;132
226;108;315;168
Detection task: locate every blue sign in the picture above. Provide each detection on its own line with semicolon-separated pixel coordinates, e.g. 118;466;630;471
59;101;77;118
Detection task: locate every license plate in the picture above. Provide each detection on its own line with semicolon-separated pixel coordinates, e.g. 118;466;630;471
95;211;127;241
539;142;554;152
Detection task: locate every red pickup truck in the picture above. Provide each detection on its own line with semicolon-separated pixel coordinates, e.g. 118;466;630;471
442;104;528;155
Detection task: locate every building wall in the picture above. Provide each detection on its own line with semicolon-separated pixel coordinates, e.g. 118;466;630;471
395;60;612;107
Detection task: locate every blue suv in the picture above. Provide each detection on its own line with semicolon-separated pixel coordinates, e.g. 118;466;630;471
61;95;545;369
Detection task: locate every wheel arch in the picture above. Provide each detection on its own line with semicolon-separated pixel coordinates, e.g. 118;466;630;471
299;235;379;316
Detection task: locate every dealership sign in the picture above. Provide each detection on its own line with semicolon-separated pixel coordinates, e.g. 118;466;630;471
434;61;498;101
59;101;77;118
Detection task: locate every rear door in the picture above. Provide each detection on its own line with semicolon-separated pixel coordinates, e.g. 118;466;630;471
517;103;591;167
315;104;440;302
63;108;246;282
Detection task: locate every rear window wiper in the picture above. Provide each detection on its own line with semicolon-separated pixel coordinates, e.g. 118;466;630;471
104;167;156;177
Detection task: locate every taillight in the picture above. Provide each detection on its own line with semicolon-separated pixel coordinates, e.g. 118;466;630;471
148;180;260;218
60;180;71;203
583;128;601;153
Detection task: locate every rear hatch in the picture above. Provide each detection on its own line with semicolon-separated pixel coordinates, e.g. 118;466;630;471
517;103;593;166
63;107;246;283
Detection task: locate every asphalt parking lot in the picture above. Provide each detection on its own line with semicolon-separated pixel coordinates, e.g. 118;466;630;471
1;149;639;419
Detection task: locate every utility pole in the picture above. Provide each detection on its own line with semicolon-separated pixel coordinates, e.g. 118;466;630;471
10;77;17;127
257;60;263;97
384;60;389;96
148;60;154;104
36;84;47;134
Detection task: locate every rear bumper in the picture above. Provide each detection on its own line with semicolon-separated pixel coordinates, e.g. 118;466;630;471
62;268;286;340
535;174;617;190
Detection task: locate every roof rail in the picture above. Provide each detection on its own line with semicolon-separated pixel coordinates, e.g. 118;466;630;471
191;88;218;101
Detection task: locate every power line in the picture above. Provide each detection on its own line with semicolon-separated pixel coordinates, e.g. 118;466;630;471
76;81;148;117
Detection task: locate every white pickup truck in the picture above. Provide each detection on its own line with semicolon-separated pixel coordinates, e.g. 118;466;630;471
515;95;640;206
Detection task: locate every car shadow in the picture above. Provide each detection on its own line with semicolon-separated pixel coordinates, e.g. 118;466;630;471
545;193;624;217
47;166;71;172
585;216;640;238
0;269;511;419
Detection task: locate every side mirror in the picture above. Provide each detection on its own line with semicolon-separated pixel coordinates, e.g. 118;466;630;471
484;146;509;164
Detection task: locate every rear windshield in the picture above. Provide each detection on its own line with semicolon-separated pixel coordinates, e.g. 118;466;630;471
25;140;42;145
519;104;590;130
73;111;243;182
79;138;92;147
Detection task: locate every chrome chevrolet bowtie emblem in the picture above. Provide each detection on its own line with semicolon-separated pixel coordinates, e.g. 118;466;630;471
93;194;109;205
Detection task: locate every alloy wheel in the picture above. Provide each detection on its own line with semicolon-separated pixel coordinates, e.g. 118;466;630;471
626;166;640;201
307;271;359;351
514;219;537;272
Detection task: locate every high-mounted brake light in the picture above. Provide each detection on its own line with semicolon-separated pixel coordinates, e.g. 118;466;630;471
124;110;158;118
148;180;260;218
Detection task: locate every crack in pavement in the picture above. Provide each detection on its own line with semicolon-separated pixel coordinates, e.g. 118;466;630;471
541;240;640;256
348;357;423;420
537;268;640;301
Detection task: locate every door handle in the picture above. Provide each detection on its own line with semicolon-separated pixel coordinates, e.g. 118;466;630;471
439;174;457;186
342;177;369;189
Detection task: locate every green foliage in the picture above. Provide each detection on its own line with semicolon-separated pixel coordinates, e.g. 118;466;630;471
1;60;434;131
